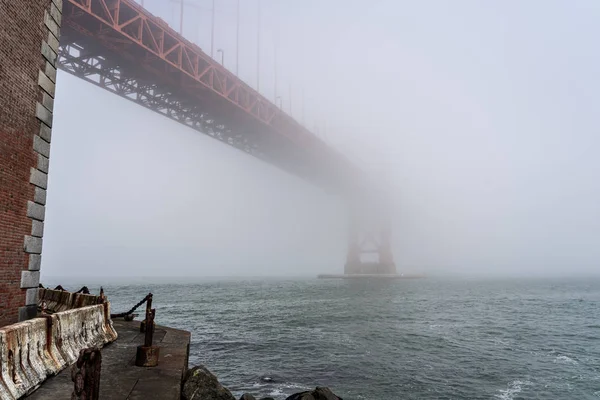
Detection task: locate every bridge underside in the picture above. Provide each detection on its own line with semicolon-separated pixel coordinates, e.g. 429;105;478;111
57;41;324;183
57;0;356;192
57;0;393;276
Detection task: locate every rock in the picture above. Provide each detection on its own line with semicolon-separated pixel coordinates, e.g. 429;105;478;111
182;365;236;400
285;387;343;400
259;398;276;400
240;394;257;400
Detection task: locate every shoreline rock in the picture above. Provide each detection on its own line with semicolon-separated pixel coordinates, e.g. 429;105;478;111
284;387;342;400
182;364;342;400
182;365;235;400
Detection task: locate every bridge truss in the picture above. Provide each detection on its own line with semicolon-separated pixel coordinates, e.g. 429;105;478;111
57;0;396;274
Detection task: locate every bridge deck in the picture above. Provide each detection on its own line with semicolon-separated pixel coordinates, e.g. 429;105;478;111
27;319;190;399
58;0;359;191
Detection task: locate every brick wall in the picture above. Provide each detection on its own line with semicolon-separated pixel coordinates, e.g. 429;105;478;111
0;0;61;326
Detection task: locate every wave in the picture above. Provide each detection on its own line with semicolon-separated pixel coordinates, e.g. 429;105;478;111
554;355;578;365
495;380;531;400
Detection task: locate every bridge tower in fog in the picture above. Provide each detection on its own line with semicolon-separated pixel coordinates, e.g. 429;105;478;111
344;191;396;275
345;223;396;275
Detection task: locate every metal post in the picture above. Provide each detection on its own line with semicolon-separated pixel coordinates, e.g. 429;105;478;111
236;0;240;75
144;310;155;347
217;49;224;65
274;43;277;102
302;87;305;125
179;0;184;35
211;0;215;57
140;293;153;333
135;293;159;367
71;348;102;400
256;0;261;92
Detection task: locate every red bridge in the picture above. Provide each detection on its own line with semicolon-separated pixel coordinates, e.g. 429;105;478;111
59;0;395;274
59;0;358;189
0;0;396;326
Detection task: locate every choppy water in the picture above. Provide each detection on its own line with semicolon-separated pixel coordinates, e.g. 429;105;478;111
72;278;600;399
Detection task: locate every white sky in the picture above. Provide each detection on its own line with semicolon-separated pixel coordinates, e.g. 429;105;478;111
42;0;600;280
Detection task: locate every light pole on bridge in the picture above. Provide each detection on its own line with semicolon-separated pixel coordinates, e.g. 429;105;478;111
217;48;224;65
256;0;261;93
171;0;216;60
236;0;240;76
302;87;305;125
211;0;216;57
274;42;278;104
179;0;184;35
289;81;292;116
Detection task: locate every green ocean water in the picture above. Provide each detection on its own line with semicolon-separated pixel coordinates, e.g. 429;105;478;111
76;277;600;399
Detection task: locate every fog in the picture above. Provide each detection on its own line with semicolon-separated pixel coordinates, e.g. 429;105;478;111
42;0;600;281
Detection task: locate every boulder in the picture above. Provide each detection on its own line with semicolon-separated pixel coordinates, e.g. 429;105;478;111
240;395;257;400
285;387;342;400
182;365;236;400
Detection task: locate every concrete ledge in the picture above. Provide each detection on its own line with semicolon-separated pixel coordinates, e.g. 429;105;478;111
38;70;56;98
21;270;41;288
32;221;44;237
28;320;189;400
27;200;46;221
47;32;59;53
26;288;39;306
44;62;57;83
41;92;54;112
39;122;52;142
33;134;51;157
38;154;50;174
18;305;38;322
35;103;53;128
29;254;42;271
49;2;62;26
43;12;60;46
34;187;47;205
40;40;57;67
52;0;63;14
24;235;43;254
317;273;426;279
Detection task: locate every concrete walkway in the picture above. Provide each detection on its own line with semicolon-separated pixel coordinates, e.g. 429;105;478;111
28;320;190;399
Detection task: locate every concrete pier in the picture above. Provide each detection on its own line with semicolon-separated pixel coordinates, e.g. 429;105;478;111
318;274;425;279
28;320;190;399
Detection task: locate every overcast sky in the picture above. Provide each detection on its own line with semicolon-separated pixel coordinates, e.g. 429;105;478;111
42;0;600;280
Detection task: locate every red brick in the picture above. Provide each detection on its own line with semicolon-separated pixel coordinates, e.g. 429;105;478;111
0;0;53;326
